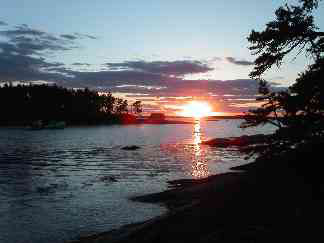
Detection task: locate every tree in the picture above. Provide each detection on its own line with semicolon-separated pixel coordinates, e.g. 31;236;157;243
0;84;130;125
242;0;324;157
132;101;143;115
115;98;128;114
101;92;116;115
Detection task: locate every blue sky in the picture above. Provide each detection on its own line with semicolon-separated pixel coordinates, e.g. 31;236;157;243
1;0;323;114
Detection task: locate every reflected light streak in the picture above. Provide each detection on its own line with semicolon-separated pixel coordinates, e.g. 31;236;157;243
191;120;209;178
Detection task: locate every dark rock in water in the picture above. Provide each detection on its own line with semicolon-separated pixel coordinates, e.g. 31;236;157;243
36;184;58;194
121;145;141;150
201;138;232;147
202;134;268;147
109;176;118;182
99;175;118;182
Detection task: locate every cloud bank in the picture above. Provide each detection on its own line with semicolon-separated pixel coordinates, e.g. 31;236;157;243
0;22;279;114
105;60;213;77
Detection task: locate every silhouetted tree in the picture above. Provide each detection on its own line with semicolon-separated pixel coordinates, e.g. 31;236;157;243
100;92;116;115
132;101;143;115
115;98;128;114
242;0;324;157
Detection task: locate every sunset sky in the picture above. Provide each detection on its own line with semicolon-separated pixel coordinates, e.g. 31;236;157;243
1;0;323;115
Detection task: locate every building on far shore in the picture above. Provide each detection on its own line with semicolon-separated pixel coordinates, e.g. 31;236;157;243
148;113;166;121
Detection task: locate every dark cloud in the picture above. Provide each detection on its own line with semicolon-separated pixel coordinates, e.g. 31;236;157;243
105;60;213;77
0;21;8;26
69;70;173;88
0;25;76;56
72;62;91;66
74;33;98;40
0;25;46;37
60;33;98;41
84;34;97;40
0;24;88;82
60;34;78;40
226;57;254;66
0;50;71;82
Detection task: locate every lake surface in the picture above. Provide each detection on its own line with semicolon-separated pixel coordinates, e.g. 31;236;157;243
0;119;275;243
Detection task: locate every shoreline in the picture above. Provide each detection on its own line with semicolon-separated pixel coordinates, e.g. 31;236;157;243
70;171;246;243
71;153;322;243
0;120;195;128
0;116;249;128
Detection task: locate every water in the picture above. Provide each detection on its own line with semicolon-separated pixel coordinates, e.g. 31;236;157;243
0;119;275;243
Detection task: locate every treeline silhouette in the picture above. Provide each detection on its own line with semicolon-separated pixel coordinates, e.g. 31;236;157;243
242;0;324;158
0;84;133;125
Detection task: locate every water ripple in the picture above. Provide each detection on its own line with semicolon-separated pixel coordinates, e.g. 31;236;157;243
0;120;275;243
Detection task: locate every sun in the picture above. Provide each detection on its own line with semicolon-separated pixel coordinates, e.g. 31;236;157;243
180;101;212;118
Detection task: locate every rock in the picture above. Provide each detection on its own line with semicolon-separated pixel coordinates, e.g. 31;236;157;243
99;175;118;182
121;145;141;150
202;134;269;147
201;138;232;147
229;136;250;146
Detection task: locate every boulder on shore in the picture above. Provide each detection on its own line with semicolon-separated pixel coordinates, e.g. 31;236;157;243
202;134;269;147
201;138;233;147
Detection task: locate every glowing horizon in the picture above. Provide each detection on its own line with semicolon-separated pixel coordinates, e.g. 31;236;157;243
179;101;213;118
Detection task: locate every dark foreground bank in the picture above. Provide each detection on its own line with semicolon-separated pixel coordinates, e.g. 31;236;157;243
71;146;324;243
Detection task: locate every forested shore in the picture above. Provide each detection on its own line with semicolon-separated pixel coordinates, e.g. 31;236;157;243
0;84;141;126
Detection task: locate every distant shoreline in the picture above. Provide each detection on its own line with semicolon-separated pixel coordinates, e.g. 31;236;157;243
0;116;246;127
0;120;195;128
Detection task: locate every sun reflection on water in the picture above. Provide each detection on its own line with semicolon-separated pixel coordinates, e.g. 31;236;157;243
191;119;209;178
